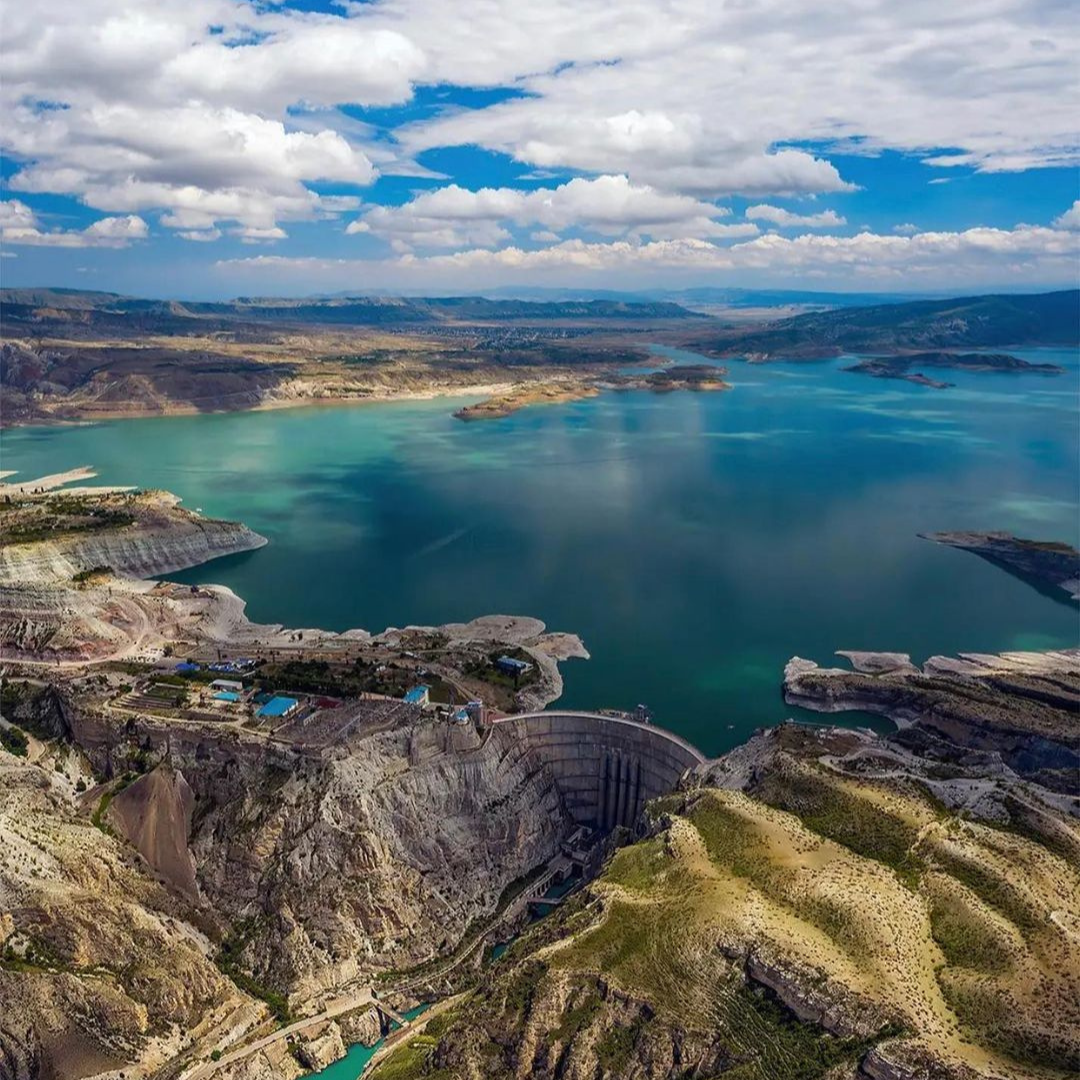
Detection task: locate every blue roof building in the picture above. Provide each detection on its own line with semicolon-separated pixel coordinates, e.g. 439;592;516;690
496;656;533;676
257;695;299;719
403;685;430;706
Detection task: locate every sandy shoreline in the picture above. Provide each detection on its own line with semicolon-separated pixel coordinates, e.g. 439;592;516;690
0;381;524;430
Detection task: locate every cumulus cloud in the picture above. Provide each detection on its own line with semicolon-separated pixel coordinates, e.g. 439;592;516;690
218;222;1080;290
0;199;148;248
1053;201;1080;230
348;175;758;250
382;0;1079;191
745;205;847;228
3;0;1078;276
1;2;393;234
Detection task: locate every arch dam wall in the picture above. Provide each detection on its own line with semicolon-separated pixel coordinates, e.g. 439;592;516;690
493;711;707;830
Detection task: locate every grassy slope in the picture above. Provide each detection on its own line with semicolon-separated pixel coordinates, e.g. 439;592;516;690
371;768;1080;1080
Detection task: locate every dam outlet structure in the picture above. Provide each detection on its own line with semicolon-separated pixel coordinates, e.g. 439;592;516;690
493;711;706;830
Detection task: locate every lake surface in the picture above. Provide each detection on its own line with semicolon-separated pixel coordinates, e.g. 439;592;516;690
3;347;1077;756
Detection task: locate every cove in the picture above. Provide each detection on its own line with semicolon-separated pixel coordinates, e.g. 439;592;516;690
2;347;1076;757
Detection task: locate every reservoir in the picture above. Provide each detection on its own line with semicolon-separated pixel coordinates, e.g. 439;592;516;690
2;347;1076;756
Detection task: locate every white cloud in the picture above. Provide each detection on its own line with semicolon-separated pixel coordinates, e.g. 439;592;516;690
218;222;1080;289
177;228;223;243
0;199;148;248
1053;200;1080;230
892;223;920;235
3;0;1078;271
745;205;847;228
348;175;757;250
232;225;288;244
381;0;1079;190
1;2;396;234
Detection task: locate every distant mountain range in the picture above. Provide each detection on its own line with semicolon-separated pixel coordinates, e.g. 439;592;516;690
687;289;1080;357
474;285;934;308
2;288;1076;354
0;288;703;330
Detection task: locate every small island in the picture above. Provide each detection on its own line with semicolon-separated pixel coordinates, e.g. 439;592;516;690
843;350;1065;388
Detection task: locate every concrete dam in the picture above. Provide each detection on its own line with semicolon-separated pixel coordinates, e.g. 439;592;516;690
493;711;707;830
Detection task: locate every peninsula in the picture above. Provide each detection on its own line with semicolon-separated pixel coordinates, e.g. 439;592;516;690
922;531;1080;602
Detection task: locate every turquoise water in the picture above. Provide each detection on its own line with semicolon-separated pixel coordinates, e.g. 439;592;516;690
2;347;1077;756
308;1004;430;1080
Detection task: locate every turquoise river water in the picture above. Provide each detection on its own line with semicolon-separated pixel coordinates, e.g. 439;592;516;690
2;346;1077;756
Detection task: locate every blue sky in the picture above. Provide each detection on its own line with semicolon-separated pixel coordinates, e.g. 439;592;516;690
2;0;1078;298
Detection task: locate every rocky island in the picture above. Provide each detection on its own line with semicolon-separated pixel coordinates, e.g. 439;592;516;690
843;351;1065;388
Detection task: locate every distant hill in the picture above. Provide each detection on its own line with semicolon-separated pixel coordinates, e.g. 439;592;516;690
0;289;702;330
483;285;928;308
688;290;1080;358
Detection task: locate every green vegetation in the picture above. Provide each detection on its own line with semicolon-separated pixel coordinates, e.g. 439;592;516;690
688;796;786;890
369;1035;452;1080
550;981;602;1043
72;565;113;583
255;656;453;702
927;846;1038;933
726;988;895;1080
502;960;548;1016
0;724;29;757
755;769;924;888
0;496;135;544
463;647;539;691
594;1016;644;1073
940;980;1077;1072
603;836;673;892
215;918;292;1024
929;894;1013;972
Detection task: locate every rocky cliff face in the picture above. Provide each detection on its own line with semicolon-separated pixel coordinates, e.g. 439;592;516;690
0;492;266;588
0;746;248;1080
69;706;570;1005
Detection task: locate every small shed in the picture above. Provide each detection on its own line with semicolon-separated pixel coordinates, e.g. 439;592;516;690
496;656;533;677
210;679;244;693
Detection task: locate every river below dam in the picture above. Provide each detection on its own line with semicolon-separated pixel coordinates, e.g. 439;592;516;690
3;346;1077;756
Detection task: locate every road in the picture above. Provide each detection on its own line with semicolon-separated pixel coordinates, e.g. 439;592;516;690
183;988;377;1080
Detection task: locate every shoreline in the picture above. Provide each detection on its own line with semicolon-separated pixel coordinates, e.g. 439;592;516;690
0;380;525;431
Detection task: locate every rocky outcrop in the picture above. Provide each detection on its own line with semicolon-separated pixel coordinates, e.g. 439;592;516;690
783;650;1080;793
922;531;1080;601
295;1022;346;1070
108;765;199;900
744;952;890;1039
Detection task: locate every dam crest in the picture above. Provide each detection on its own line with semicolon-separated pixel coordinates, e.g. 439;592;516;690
493;711;706;830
